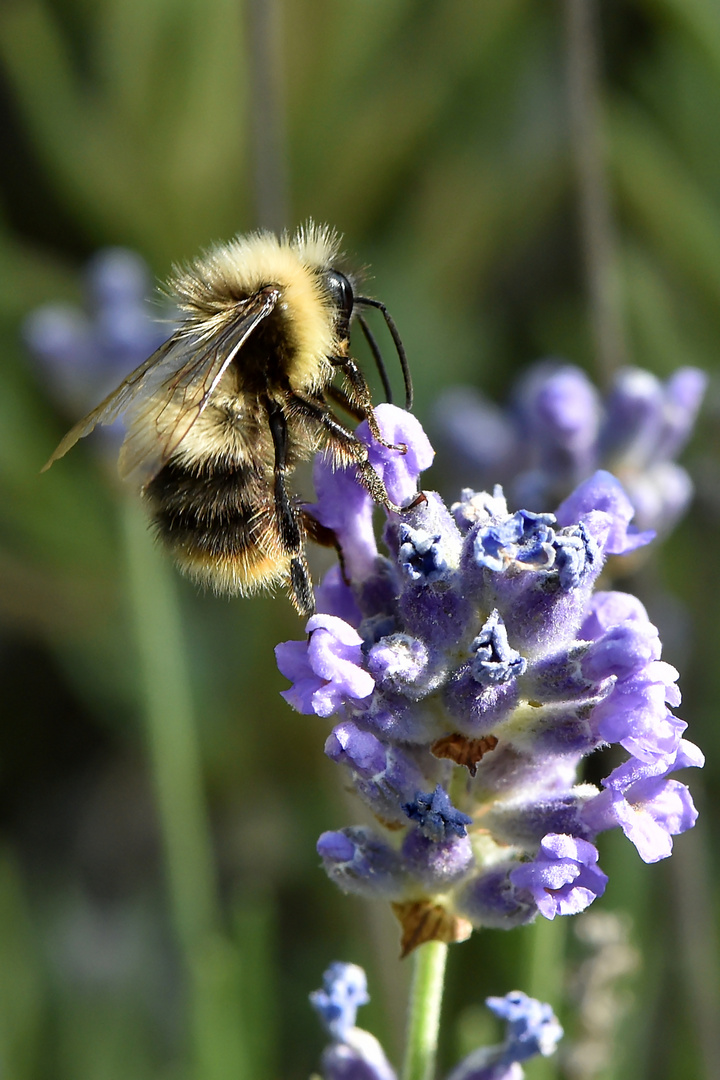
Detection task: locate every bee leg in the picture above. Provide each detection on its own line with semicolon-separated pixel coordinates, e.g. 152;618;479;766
301;511;349;583
289;556;315;617
330;356;407;454
325;384;364;422
266;397;316;616
290;391;414;515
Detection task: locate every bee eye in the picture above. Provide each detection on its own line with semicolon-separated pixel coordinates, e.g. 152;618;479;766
324;269;354;323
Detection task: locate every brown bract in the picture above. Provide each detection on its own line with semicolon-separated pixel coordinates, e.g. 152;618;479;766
391;900;472;958
431;733;499;776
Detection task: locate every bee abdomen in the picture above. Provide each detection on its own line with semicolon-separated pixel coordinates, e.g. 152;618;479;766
144;460;289;595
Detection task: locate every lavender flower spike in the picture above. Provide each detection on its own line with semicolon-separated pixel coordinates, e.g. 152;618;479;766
277;406;702;949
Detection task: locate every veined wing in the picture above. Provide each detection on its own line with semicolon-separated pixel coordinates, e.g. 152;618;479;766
43;286;280;477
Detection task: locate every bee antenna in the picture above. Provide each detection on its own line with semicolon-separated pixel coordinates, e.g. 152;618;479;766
355;297;413;410
356;311;393;405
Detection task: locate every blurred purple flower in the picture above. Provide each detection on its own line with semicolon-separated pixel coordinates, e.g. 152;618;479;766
434;360;706;537
311;962;397;1080
312;966;562;1080
24;248;171;445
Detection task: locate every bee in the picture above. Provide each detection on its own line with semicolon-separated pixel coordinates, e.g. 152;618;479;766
44;223;416;615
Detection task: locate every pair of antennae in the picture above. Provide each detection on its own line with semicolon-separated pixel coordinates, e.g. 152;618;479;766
355;296;413;411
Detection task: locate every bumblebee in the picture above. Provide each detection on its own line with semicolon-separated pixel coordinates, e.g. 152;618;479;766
44;224;415;615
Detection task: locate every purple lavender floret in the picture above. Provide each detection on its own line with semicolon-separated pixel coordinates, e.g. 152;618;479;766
312;965;561;1080
24;249;170;426
471;612;527;686
311;962;370;1041
402;786;473;841
433;360;706;537
445;989;563;1080
509;834;607;919
275;615;374;718
582;739;704;862
311;963;398;1080
277;406;702;944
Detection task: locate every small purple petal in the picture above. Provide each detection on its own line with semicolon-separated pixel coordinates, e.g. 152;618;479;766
316;826;409;900
357;404;435;506
318;831;356;862
581;621;661;683
315;565;364;626
509;834;607;919
555;471;655;555
660;367;707;459
579;591;650;641
325;721;431;825
590;662;684;764
275;615;374;717
594;743;703;862
515;361;601;463
309;457;378;582
620;461;693;535
86;248;152;305
600;368;665;464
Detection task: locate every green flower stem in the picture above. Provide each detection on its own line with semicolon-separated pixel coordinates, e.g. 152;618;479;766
122;498;218;954
401;940;449;1080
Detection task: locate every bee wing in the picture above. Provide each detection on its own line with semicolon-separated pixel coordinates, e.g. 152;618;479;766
43;287;280;481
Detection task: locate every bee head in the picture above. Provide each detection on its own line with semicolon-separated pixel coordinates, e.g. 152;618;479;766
323;269;355;338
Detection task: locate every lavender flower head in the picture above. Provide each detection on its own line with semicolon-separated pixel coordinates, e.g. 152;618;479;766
276;405;702;954
434;360;706;537
311;963;562;1080
24;248;169;424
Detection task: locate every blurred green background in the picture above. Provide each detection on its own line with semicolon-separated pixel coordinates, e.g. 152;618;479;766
0;1;718;1078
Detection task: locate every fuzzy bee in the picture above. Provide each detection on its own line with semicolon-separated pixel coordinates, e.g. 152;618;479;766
44;224;416;615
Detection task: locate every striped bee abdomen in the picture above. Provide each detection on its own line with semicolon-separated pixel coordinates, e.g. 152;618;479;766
143;458;291;595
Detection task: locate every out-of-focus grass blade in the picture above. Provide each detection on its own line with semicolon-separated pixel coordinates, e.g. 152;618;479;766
0;852;45;1080
622;241;713;374
233;898;277;1080
0;0;249;263
522;917;566;1080
190;933;250;1080
611;103;720;306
